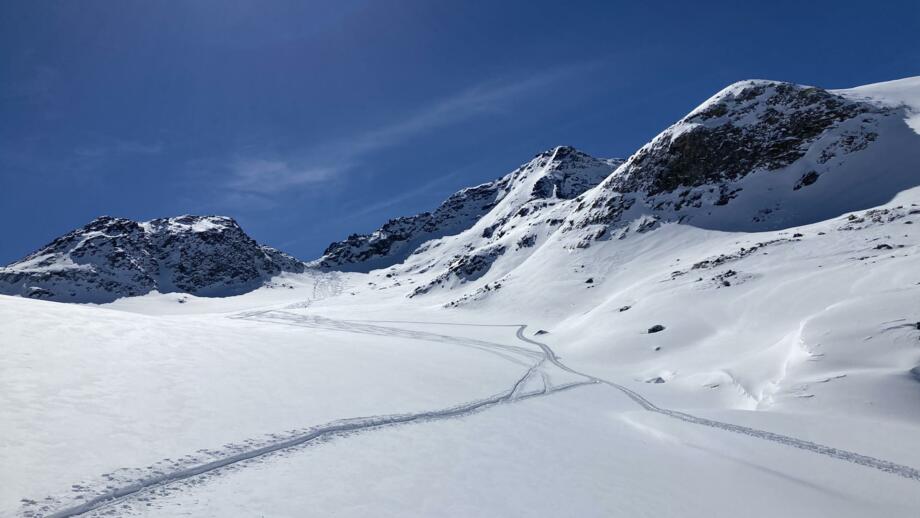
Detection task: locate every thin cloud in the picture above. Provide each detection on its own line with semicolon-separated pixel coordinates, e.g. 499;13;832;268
227;158;337;194
340;67;582;157
222;63;594;198
342;168;466;221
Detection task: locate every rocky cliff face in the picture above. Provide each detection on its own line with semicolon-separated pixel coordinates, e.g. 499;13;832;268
619;81;880;195
316;180;509;273
569;80;890;232
0;215;304;302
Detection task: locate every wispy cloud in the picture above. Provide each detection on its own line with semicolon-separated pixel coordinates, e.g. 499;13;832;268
220;63;593;199
342;167;466;220
336;67;580;158
226;158;335;194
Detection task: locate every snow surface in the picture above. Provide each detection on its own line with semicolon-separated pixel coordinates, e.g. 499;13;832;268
836;76;920;134
2;77;920;517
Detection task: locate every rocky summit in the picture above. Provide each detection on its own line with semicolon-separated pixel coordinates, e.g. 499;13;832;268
316;146;623;272
0;215;304;302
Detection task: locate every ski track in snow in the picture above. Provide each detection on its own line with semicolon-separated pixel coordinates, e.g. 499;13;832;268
358;319;920;482
35;314;588;518
28;278;920;517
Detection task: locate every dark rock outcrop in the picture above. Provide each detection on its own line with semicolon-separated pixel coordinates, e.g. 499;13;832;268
0;215;304;303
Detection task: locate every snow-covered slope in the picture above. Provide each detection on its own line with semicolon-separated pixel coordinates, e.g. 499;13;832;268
315;146;623;272
0;215;304;303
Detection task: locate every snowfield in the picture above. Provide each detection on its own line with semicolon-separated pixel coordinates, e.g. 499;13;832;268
2;77;920;517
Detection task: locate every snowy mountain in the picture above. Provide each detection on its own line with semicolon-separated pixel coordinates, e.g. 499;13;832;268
0;215;305;303
3;76;920;518
567;79;919;236
316;146;623;272
336;78;920;304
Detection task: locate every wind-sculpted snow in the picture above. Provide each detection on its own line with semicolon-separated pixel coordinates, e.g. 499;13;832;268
0;215;304;302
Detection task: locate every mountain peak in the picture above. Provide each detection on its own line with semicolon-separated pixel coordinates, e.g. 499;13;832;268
533;145;581;163
82;215;140;232
316;146;623;272
0;214;304;302
523;146;623;200
142;214;241;235
561;76;920;242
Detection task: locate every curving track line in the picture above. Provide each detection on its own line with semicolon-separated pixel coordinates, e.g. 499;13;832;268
45;373;593;518
34;294;920;517
352;318;920;483
37;313;573;516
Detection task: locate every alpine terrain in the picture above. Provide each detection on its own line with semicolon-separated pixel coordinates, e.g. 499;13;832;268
3;76;920;518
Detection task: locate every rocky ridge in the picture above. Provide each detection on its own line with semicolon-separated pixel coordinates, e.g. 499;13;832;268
0;215;304;302
317;146;622;272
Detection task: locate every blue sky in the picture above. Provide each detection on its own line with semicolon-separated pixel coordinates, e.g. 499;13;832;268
1;0;917;263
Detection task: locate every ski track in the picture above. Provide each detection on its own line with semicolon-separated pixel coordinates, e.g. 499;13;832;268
42;375;594;518
28;274;920;517
348;318;920;483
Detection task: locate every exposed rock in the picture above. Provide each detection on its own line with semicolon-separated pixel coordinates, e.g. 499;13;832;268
616;82;878;195
410;246;507;297
570;80;887;234
318;146;622;272
0;215;304;303
793;171;821;190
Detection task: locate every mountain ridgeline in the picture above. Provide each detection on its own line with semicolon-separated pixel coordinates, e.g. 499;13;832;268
315;146;624;272
2;77;918;303
0;215;304;303
316;78;919;301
